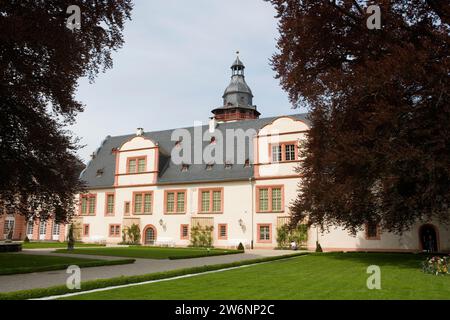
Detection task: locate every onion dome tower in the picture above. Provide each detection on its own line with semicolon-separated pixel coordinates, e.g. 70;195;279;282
211;52;260;122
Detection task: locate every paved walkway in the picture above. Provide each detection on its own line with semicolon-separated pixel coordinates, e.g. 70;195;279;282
0;249;295;293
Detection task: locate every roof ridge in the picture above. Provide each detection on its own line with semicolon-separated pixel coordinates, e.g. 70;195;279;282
104;113;309;140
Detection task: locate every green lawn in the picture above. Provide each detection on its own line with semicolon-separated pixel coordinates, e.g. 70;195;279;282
54;246;242;260
22;242;105;249
0;253;134;275
66;253;450;300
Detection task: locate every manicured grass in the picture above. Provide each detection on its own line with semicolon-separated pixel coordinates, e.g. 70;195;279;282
54;246;243;260
0;253;305;300
65;253;450;300
22;242;105;249
0;253;134;275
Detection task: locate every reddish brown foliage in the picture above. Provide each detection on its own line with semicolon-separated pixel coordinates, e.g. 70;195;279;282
269;0;450;233
0;1;133;222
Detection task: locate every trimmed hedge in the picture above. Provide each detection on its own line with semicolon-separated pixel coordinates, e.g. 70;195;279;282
0;243;22;252
0;259;136;276
0;252;307;300
168;249;244;260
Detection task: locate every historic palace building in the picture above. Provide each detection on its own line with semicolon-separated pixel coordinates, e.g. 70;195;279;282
2;56;448;252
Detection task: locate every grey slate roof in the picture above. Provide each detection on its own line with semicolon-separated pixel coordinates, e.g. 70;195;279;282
80;113;310;188
231;56;244;68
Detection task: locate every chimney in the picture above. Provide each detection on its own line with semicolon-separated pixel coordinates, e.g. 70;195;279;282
209;117;216;133
136;128;144;136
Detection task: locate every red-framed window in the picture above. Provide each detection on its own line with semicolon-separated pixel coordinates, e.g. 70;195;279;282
256;186;284;213
124;201;130;216
165;190;187;214
198;188;223;213
365;222;381;240
270;142;298;163
105;193;115;216
109;224;121;237
218;224;227;240
257;224;272;243
80;194;96;216
133;192;153;214
180;224;189;240
83;224;90;237
127;156;147;174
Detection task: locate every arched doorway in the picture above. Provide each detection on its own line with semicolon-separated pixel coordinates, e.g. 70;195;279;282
419;224;439;252
142;225;157;245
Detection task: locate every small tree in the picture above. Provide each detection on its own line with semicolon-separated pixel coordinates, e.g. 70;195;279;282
277;224;308;249
190;224;213;248
67;224;75;251
290;224;308;247
276;225;290;249
127;224;141;244
315;241;323;253
120;224;141;245
237;242;245;251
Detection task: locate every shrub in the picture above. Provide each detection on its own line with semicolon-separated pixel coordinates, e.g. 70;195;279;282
23;236;30;243
67;224;74;251
291;224;308;245
315;241;323;252
190;224;213;248
237;242;245;251
423;256;450;275
120;224;141;245
276;224;308;249
276;225;290;249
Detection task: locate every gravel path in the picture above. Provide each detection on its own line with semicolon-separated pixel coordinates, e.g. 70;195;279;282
0;249;294;293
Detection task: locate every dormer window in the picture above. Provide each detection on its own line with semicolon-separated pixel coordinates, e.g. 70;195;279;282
175;138;182;147
181;163;189;172
127;156;146;174
96;168;104;177
271;142;298;163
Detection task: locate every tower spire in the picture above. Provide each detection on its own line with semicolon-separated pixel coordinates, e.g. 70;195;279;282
231;51;245;76
210;52;260;122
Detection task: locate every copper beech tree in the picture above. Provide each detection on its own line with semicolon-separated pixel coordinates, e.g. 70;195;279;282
269;0;449;234
0;1;133;222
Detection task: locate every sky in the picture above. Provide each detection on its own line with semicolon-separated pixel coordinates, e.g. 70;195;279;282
71;0;305;163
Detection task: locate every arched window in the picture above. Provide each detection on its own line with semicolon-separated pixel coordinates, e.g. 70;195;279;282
26;220;34;239
39;220;47;240
143;225;157;245
52;222;60;240
3;215;15;239
419;224;439;252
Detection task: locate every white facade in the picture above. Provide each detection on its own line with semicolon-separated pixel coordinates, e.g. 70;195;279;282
75;116;307;248
75;116;449;252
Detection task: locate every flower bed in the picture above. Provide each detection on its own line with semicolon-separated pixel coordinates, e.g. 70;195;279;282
422;255;450;275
